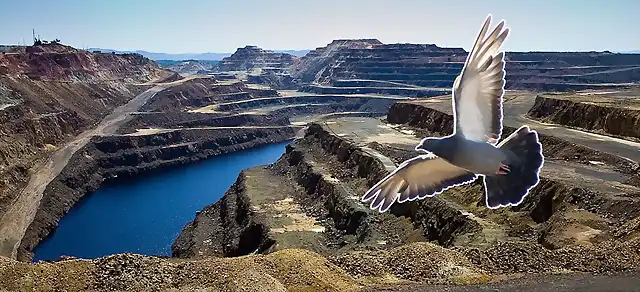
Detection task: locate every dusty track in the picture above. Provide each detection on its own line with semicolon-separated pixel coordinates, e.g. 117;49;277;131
361;270;640;292
190;93;409;113
122;125;300;136
0;83;173;259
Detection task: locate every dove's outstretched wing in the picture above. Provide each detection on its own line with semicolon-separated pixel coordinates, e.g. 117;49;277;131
452;15;509;145
361;153;478;213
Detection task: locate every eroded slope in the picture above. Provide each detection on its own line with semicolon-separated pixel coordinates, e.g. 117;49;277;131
0;44;176;259
527;88;640;140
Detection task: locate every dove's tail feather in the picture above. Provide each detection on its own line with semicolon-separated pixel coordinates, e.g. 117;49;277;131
483;126;544;209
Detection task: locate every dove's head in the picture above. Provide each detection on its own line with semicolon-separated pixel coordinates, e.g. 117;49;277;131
415;137;442;153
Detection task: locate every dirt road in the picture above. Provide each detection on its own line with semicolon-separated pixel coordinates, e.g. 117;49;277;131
361;271;640;292
191;93;408;113
122;125;301;136
0;85;165;259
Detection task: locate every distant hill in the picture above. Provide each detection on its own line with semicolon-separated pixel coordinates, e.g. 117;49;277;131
89;48;311;61
274;49;311;56
155;59;219;67
87;48;231;61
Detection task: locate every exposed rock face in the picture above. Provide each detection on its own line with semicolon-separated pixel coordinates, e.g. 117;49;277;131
387;100;640;227
0;44;171;220
17;126;298;261
213;46;300;90
290;39;383;82
247;72;299;90
172;170;276;258
527;92;640;140
300;84;450;97
118;112;290;134
216;46;296;72
9;48;401;262
4;91;640;290
213;39;640;97
0;44;169;82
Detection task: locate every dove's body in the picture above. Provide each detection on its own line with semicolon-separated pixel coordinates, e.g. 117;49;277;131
361;15;545;213
420;135;508;176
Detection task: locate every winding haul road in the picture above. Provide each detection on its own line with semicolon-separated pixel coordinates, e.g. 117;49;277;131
0;85;166;259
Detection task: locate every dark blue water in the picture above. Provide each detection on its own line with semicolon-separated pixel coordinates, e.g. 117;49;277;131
32;141;291;262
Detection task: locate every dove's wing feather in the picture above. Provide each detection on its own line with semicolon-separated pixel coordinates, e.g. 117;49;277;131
453;15;509;145
362;153;478;213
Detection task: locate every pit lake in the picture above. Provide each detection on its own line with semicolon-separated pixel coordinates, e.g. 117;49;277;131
32;141;291;262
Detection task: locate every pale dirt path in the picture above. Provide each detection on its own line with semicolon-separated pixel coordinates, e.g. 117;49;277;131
361;270;640;292
0;85;167;259
122;125;300;136
190;93;410;113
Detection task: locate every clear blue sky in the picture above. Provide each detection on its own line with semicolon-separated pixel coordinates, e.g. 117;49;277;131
1;0;638;53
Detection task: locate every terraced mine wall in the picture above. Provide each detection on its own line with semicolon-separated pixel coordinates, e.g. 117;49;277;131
117;112;290;134
17;126;298;261
299;85;450;97
291;39;383;83
247;72;299;90
139;78;279;112
216;45;296;72
0;44;171;220
216;95;398;112
506;52;640;66
288;40;640;93
119;94;396;136
527;95;640;140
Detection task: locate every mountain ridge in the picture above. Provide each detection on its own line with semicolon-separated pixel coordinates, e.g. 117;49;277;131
88;48;311;60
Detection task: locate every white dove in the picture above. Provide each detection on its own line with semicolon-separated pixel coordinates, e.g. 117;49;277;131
361;15;545;213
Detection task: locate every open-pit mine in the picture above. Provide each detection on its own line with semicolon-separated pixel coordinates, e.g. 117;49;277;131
1;39;640;291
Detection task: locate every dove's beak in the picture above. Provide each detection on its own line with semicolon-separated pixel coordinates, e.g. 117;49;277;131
415;139;428;152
